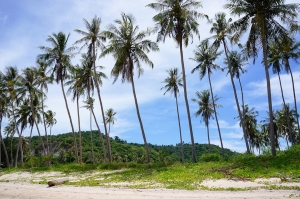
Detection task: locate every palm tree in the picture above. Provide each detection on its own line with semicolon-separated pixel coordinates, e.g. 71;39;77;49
105;108;117;160
191;39;224;156
268;43;293;143
38;32;79;163
161;68;184;162
100;13;159;163
4;121;17;166
269;37;300;135
20;67;46;156
1;67;24;167
224;0;300;156
0;74;10;168
45;110;57;147
192;90;222;151
74;16;112;162
208;12;250;153
147;0;207;163
36;60;53;154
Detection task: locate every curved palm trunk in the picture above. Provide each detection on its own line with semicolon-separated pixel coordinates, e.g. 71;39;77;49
277;72;293;144
92;44;112;162
41;88;49;155
179;41;197;163
60;78;78;163
91;108;107;161
175;93;184;163
76;95;83;164
11;103;23;168
238;78;250;148
15;129;23;168
0;115;10;168
288;67;300;136
207;73;224;157
130;73;150;163
10;134;14;166
223;43;250;153
261;34;276;156
29;94;46;156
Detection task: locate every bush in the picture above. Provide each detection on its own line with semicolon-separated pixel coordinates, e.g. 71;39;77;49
200;153;221;162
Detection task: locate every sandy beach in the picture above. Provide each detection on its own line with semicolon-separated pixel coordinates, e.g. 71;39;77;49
0;171;300;198
1;182;300;199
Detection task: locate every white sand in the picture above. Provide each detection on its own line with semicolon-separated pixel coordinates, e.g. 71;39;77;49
0;171;299;198
0;182;300;199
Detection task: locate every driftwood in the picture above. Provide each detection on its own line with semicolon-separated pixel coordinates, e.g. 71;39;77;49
47;178;69;187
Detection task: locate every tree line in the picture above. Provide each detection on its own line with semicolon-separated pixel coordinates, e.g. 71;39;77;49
0;0;300;168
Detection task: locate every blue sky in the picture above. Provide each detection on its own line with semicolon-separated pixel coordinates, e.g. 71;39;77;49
0;0;299;153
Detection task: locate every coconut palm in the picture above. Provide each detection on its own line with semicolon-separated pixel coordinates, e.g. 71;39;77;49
100;13;159;163
208;12;250;153
36;60;53;154
269;37;300;136
105;108;117;160
192;90;222;151
147;0;207;163
268;43;294;143
45;110;57;146
38;32;79;163
191;39;224;156
4;121;17;166
0;74;10;168
19;67;46;156
224;0;300;156
82;97;107;162
74;15;112;162
161;68;184;162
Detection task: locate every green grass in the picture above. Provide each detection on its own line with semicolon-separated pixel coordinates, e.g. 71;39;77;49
2;144;300;190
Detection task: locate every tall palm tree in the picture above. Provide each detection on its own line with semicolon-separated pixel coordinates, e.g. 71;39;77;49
36;60;53;154
100;13;159;163
147;0;207;163
38;32;79;163
0;74;10;168
224;0;300;156
105;108;117;160
270;37;300;135
74;16;112;162
208;12;250;153
20;67;46;155
191;39;224;156
192;90;222;151
268;43;293;143
1;67;24;167
161;68;184;162
45;110;57;147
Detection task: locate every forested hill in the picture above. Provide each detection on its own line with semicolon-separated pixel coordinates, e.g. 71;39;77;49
28;131;238;163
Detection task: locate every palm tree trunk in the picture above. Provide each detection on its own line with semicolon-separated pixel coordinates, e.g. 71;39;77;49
92;44;112;162
277;72;293;144
15;130;23;168
130;73;150;163
29;94;46;156
10;134;13;166
179;41;197;163
90;111;95;164
288;67;300;136
76;94;83;164
41;88;49;155
29;125;34;169
261;34;276;156
206;124;211;152
175;93;184;163
223;42;250;153
207;73;224;157
60;78;78;163
0;115;10;168
11;103;21;168
91;108;107;161
238;78;251;148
